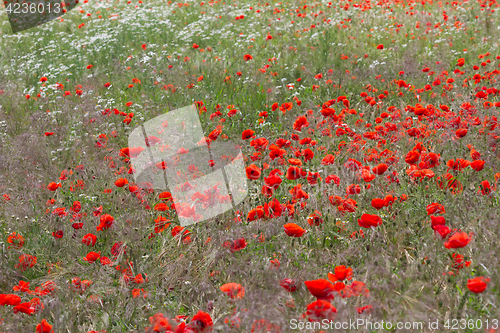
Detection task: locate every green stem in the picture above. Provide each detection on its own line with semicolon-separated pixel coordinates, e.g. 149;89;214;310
455;291;469;320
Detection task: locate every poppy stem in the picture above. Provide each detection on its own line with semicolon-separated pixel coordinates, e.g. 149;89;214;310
455;291;469;320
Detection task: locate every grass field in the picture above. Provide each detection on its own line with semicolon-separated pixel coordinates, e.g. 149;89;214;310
1;0;500;331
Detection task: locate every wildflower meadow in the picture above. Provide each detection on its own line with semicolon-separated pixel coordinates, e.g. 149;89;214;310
1;0;500;331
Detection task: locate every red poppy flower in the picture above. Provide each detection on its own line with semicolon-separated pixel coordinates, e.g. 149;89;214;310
260;185;273;198
328;265;353;282
436;173;463;194
241;129;255;140
220;283;245;299
153;216;171;234
286;166;302;180
433;225;451;239
340;198;358;213
119;147;145;158
349;281;370;297
246;164;261;180
289;183;308;200
325;174;340;185
456;128;468;138
467;277;490;293
357;305;373;314
361;169;376;182
358;213;383;228
229;238;247;253
329;195;343;206
470;160;485;171
36;319;54;333
7;232;24;249
280;279;298;292
371;198;386;210
83;251;101;263
344;158;362;171
51;207;67;218
444;232;472;249
430;215;446;227
16;254;37;271
304;279;336;301
346;184;361;195
307;211;324;226
12;280;30;292
115;178;128;187
419;152;440;169
154;203;169;211
146;313;174;332
304;300;337;322
247;207;265;221
264;198;284;218
13;302;35;315
100;256;113;266
452;253;471;270
168;225;184;238
283;223;306;237
447;158;471;171
188;310;213;333
321;107;336;117
426;203;445;215
264;173;282;190
293;115;309;131
372;163;388;175
82;233;97;247
47;182;62;191
159;192;173;201
96;214;114;231
93;205;103;216
29;298;44;312
155;161;167;170
0;294;22;306
321;154;335;165
250;137;269;151
478;180;492;195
